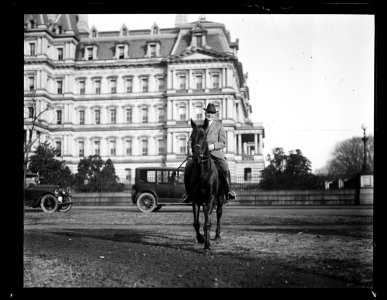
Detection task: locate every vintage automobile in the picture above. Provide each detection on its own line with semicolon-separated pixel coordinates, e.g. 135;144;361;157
131;167;188;213
24;172;73;213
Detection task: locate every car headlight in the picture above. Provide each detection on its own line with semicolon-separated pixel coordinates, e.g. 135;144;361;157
54;189;59;196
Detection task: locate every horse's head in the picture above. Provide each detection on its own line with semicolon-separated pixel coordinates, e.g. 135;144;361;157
190;118;209;164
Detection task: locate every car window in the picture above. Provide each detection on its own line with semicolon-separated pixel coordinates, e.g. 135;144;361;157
176;171;184;184
157;170;169;183
139;170;156;183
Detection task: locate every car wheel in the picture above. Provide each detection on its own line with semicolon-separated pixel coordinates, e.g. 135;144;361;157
153;205;163;212
58;197;72;212
136;193;157;213
40;194;59;213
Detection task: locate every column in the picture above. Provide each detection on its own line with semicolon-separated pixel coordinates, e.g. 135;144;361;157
258;133;263;154
85;139;91;156
100;138;108;156
167;132;173;154
254;134;258;156
132;137;140;155
222;68;226;87
238;133;242;155
205;69;210;89
167;99;173;120
222;98;226;119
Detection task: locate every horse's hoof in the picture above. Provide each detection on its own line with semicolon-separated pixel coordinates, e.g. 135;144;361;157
197;235;205;244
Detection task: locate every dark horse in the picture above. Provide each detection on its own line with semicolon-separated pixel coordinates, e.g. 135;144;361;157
189;118;226;250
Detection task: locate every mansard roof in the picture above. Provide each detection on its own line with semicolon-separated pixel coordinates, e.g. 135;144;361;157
24;14;79;37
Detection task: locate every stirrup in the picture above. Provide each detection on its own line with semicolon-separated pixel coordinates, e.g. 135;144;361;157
181;194;191;203
228;191;236;200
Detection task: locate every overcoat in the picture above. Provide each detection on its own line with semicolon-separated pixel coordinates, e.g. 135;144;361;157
188;120;226;159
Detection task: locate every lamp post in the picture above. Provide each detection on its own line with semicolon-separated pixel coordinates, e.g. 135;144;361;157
361;123;369;173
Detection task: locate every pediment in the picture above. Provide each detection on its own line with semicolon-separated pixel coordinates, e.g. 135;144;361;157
181;52;216;60
166;48;232;63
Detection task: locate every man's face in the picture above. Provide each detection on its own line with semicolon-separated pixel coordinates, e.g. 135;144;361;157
205;112;215;121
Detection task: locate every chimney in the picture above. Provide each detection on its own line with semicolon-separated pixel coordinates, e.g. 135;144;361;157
77;14;89;33
175;14;187;27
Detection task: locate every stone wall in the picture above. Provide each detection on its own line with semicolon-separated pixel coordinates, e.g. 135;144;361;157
71;188;373;206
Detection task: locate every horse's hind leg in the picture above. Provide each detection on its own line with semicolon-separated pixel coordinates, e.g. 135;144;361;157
193;202;205;244
214;204;223;242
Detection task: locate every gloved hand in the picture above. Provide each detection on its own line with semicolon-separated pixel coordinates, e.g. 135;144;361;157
208;144;215;151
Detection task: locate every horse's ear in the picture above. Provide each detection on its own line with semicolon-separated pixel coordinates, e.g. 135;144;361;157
191;118;196;128
202;118;209;130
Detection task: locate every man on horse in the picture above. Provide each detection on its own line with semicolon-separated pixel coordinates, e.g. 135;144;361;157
182;103;237;203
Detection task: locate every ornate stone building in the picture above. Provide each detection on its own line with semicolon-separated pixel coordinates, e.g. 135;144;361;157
24;14;265;183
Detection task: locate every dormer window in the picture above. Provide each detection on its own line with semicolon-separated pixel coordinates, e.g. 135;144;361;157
122;28;127;36
92;30;97;37
151;23;159;35
84;46;97;60
146;42;160;58
189;21;208;48
115;44;128;59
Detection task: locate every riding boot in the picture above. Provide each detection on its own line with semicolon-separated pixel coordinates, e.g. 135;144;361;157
223;171;236;200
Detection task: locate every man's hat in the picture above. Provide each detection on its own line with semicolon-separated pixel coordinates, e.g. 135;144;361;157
203;103;218;114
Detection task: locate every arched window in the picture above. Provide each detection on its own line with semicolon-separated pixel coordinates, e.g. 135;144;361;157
244;168;252;181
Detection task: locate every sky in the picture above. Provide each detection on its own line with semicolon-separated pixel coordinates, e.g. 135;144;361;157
88;14;375;172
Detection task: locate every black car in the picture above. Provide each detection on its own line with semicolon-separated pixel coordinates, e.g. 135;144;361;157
24;172;72;213
131;167;187;212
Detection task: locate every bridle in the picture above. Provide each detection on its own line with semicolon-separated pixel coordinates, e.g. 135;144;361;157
192;134;210;164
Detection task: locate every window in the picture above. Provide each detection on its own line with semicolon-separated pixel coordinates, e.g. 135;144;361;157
126;108;132;123
79;110;85;125
158;107;164;122
94;140;100;155
142;107;148;123
56;110;62;125
28;107;34;118
122;28;127;36
95;80;101;94
195;105;203;120
110;140;116;156
141;77;149;92
142;140;148;156
244;168;252;181
179;75;186;90
126;78;133;93
179;137;186;154
87;47;93;60
57;80;63;94
212;74;220;89
195;74;203;90
58;48;63;60
179;105;186;121
92;30;97;38
150;44;156;57
125;140;132;155
214;103;220;117
79;80;85;95
197;35;203;47
158;78;165;91
56;141;62;156
95;110;100;124
28;76;35;91
158;139;164;155
78;140;84;157
29;43;35;56
110;109;116;124
118;46;125;59
110;79;117;94
125;169;131;182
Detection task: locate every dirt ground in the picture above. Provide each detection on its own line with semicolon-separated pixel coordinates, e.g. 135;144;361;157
22;205;373;289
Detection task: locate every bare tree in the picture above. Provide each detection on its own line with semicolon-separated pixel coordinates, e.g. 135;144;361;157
325;136;374;175
23;91;56;189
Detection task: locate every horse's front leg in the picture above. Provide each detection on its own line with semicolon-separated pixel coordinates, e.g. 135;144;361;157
192;202;205;244
214;203;223;242
203;202;212;250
